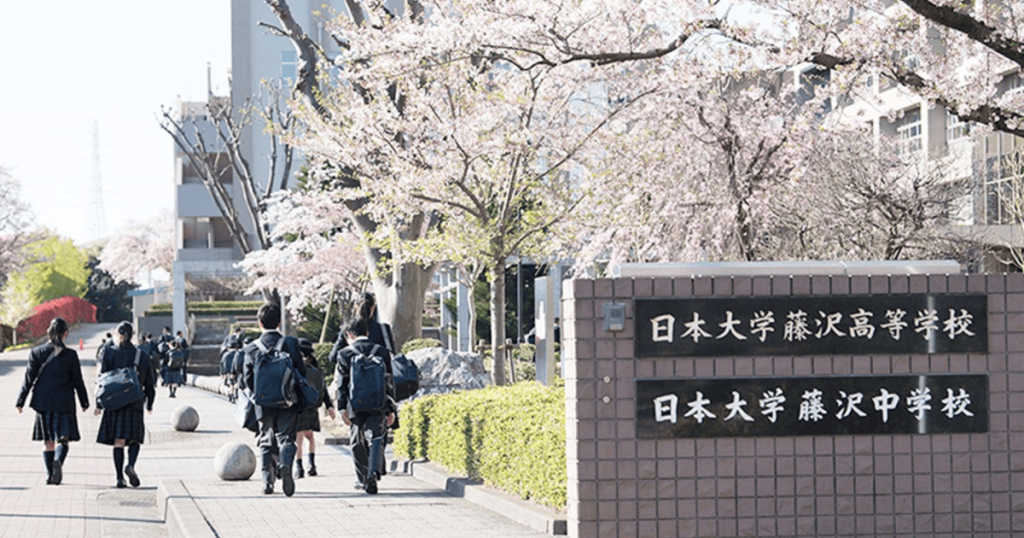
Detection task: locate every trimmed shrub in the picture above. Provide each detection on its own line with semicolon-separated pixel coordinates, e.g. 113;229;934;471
17;296;97;341
393;382;566;509
148;301;264;316
401;337;443;354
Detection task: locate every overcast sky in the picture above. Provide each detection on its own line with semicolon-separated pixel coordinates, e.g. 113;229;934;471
0;1;232;246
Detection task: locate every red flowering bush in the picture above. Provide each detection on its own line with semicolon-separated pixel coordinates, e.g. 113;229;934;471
17;296;97;341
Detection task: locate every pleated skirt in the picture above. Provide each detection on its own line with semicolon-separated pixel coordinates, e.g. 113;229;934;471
296;407;321;432
96;406;146;445
32;410;81;442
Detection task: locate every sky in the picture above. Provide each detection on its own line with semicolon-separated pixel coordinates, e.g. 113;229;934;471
0;1;232;247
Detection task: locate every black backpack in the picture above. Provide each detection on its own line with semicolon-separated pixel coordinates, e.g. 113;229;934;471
391;353;420;401
304;364;325;408
348;344;388;413
253;338;297;409
219;350;236;376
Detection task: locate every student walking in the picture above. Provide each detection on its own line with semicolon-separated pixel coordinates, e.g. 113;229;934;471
242;302;306;496
162;340;187;398
294;338;335;478
15;317;90;485
336;317;396;494
95;322;156;489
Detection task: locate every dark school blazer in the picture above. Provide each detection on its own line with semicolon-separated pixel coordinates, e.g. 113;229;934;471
16;343;90;414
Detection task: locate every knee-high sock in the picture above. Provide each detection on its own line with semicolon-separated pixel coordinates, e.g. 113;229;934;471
113;448;125;481
127;443;140;467
55;443;68;464
43;451;54;477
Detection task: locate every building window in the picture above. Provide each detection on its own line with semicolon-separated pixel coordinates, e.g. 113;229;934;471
896;108;922;156
946;110;970;142
281;51;297;81
985;139;1024;225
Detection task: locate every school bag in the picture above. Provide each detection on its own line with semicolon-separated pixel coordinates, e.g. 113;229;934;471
348;344;388;413
95;349;144;411
379;323;418;401
304;364;325;407
253;337;297;409
391;353;420;401
168;349;186;369
219;349;235;377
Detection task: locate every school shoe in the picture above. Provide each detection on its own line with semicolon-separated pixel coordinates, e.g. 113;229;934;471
280;466;295;497
365;476;377;495
307;464;317;477
294;462;304;479
50;460;62;486
124;466;140;488
262;484;273;495
116;480;127;489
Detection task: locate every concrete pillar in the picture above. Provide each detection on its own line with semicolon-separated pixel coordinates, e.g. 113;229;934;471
172;260;187;336
534;276;556;386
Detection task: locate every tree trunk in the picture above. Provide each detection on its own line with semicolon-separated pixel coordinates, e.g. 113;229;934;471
489;262;507;386
319;286;335;344
372;262;434;353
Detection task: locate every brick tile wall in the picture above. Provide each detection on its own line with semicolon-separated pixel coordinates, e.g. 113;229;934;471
564;274;1024;538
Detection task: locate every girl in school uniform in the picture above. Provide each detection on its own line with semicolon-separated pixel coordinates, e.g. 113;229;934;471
16;317;90;485
294;338;335;478
95;321;156;488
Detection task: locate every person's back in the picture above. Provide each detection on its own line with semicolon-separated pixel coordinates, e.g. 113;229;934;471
240;302;305;497
337;316;396;495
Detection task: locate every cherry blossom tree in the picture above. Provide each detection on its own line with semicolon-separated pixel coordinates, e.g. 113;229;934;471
0;167;35;286
98;211;174;285
261;0;726;383
237;188;366;322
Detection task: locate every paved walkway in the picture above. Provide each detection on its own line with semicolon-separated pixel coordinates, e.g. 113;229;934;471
1;323;550;538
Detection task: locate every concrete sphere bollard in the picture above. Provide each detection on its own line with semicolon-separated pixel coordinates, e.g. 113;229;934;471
171;405;200;432
214;442;256;480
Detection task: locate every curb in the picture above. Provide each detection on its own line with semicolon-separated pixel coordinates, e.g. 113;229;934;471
396;460;567;536
158;479;217;538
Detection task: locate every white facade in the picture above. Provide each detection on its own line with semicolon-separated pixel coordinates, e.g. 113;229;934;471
172;1;355;334
830;62;1024;271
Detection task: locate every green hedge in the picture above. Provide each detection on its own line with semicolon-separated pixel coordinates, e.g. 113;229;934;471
401;338;442;354
147;301;265;316
393;382;566;509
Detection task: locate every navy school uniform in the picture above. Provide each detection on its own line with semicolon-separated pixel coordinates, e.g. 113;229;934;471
17;343;90;442
96;343;156;445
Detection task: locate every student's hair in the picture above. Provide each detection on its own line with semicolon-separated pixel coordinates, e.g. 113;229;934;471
47;317;69;349
343;316;369;338
176;331;183;336
115;321;134;346
257;302;282;329
358;292;376;323
164;326;171;333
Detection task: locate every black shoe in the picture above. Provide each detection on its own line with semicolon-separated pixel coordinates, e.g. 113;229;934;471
262;484;273;495
307;465;317;477
116;480;127;489
365;477;377;495
125;466;140;488
281;466;295;497
50;460;62;486
294;465;304;479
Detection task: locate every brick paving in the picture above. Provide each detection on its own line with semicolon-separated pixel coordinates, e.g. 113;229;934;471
2;323;549;538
